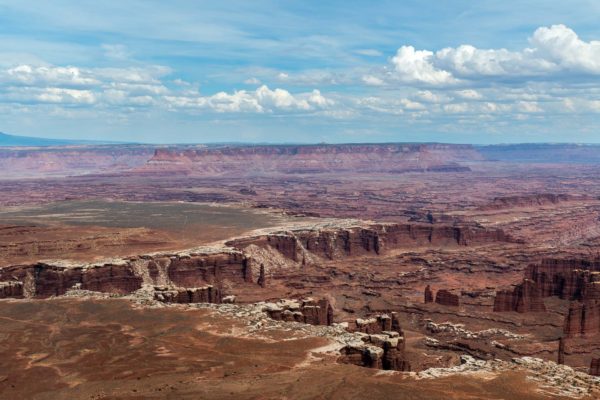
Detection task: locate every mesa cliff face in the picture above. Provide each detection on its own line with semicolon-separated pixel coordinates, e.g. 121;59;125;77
227;222;511;262
493;279;547;313
525;259;600;300
143;143;481;176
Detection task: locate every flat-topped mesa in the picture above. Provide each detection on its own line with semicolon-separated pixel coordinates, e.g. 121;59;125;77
227;223;511;262
0;250;257;299
0;262;144;298
435;289;460;307
526;258;600;300
263;298;333;326
479;193;591;210
591;358;600;376
493;279;547;313
144;143;482;176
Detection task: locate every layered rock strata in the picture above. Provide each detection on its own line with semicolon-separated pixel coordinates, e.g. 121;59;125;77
424;285;434;303
343;313;409;370
227;222;510;262
153;285;221;304
0;281;23;298
435;289;460;307
564;300;600;338
493;279;546;313
591;358;600;376
145;143;481;176
263;298;333;326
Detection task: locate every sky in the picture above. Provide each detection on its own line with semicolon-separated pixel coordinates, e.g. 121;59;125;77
1;1;600;144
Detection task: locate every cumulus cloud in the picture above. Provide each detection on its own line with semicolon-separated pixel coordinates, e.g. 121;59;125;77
0;62;333;115
166;85;334;113
390;46;455;85
385;25;600;86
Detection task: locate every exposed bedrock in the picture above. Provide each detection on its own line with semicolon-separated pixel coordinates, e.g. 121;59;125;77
564;300;600;338
0;263;143;298
591;358;600;376
493;279;546;313
339;313;409;371
350;313;403;336
435;289;460;307
424;285;434;303
0;281;23;298
526;258;600;300
153;285;221;304
144;143;481;176
479;193;590;210
263;298;333;326
227;222;511;262
0;250;256;299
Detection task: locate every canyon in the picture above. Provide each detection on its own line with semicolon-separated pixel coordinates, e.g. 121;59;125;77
1;142;600;399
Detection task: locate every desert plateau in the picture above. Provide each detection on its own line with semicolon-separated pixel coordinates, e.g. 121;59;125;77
1;142;600;399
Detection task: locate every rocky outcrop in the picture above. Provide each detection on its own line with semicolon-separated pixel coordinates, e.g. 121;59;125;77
435;289;460;307
227;223;511;262
0;248;257;299
339;330;409;371
424;285;434;303
0;281;23;298
264;298;333;326
493;279;546;313
564;300;600;338
351;313;403;335
558;337;565;365
153;286;221;304
590;358;600;376
525;258;600;300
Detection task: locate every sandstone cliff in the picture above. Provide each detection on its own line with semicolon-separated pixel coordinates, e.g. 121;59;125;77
493;279;546;313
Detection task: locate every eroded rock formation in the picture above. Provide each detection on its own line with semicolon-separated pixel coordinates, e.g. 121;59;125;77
0;281;23;298
493;279;546;313
153;285;221;304
340;313;410;371
591;358;600;376
263;298;334;326
564;300;600;338
435;289;460;307
424;285;434;303
227;223;511;262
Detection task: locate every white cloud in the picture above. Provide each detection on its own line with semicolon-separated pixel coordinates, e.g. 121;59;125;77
5;65;99;86
165;85;333;114
390;46;456;85
530;24;600;74
382;25;600;87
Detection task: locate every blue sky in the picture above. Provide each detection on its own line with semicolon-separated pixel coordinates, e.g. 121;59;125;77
1;1;600;143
